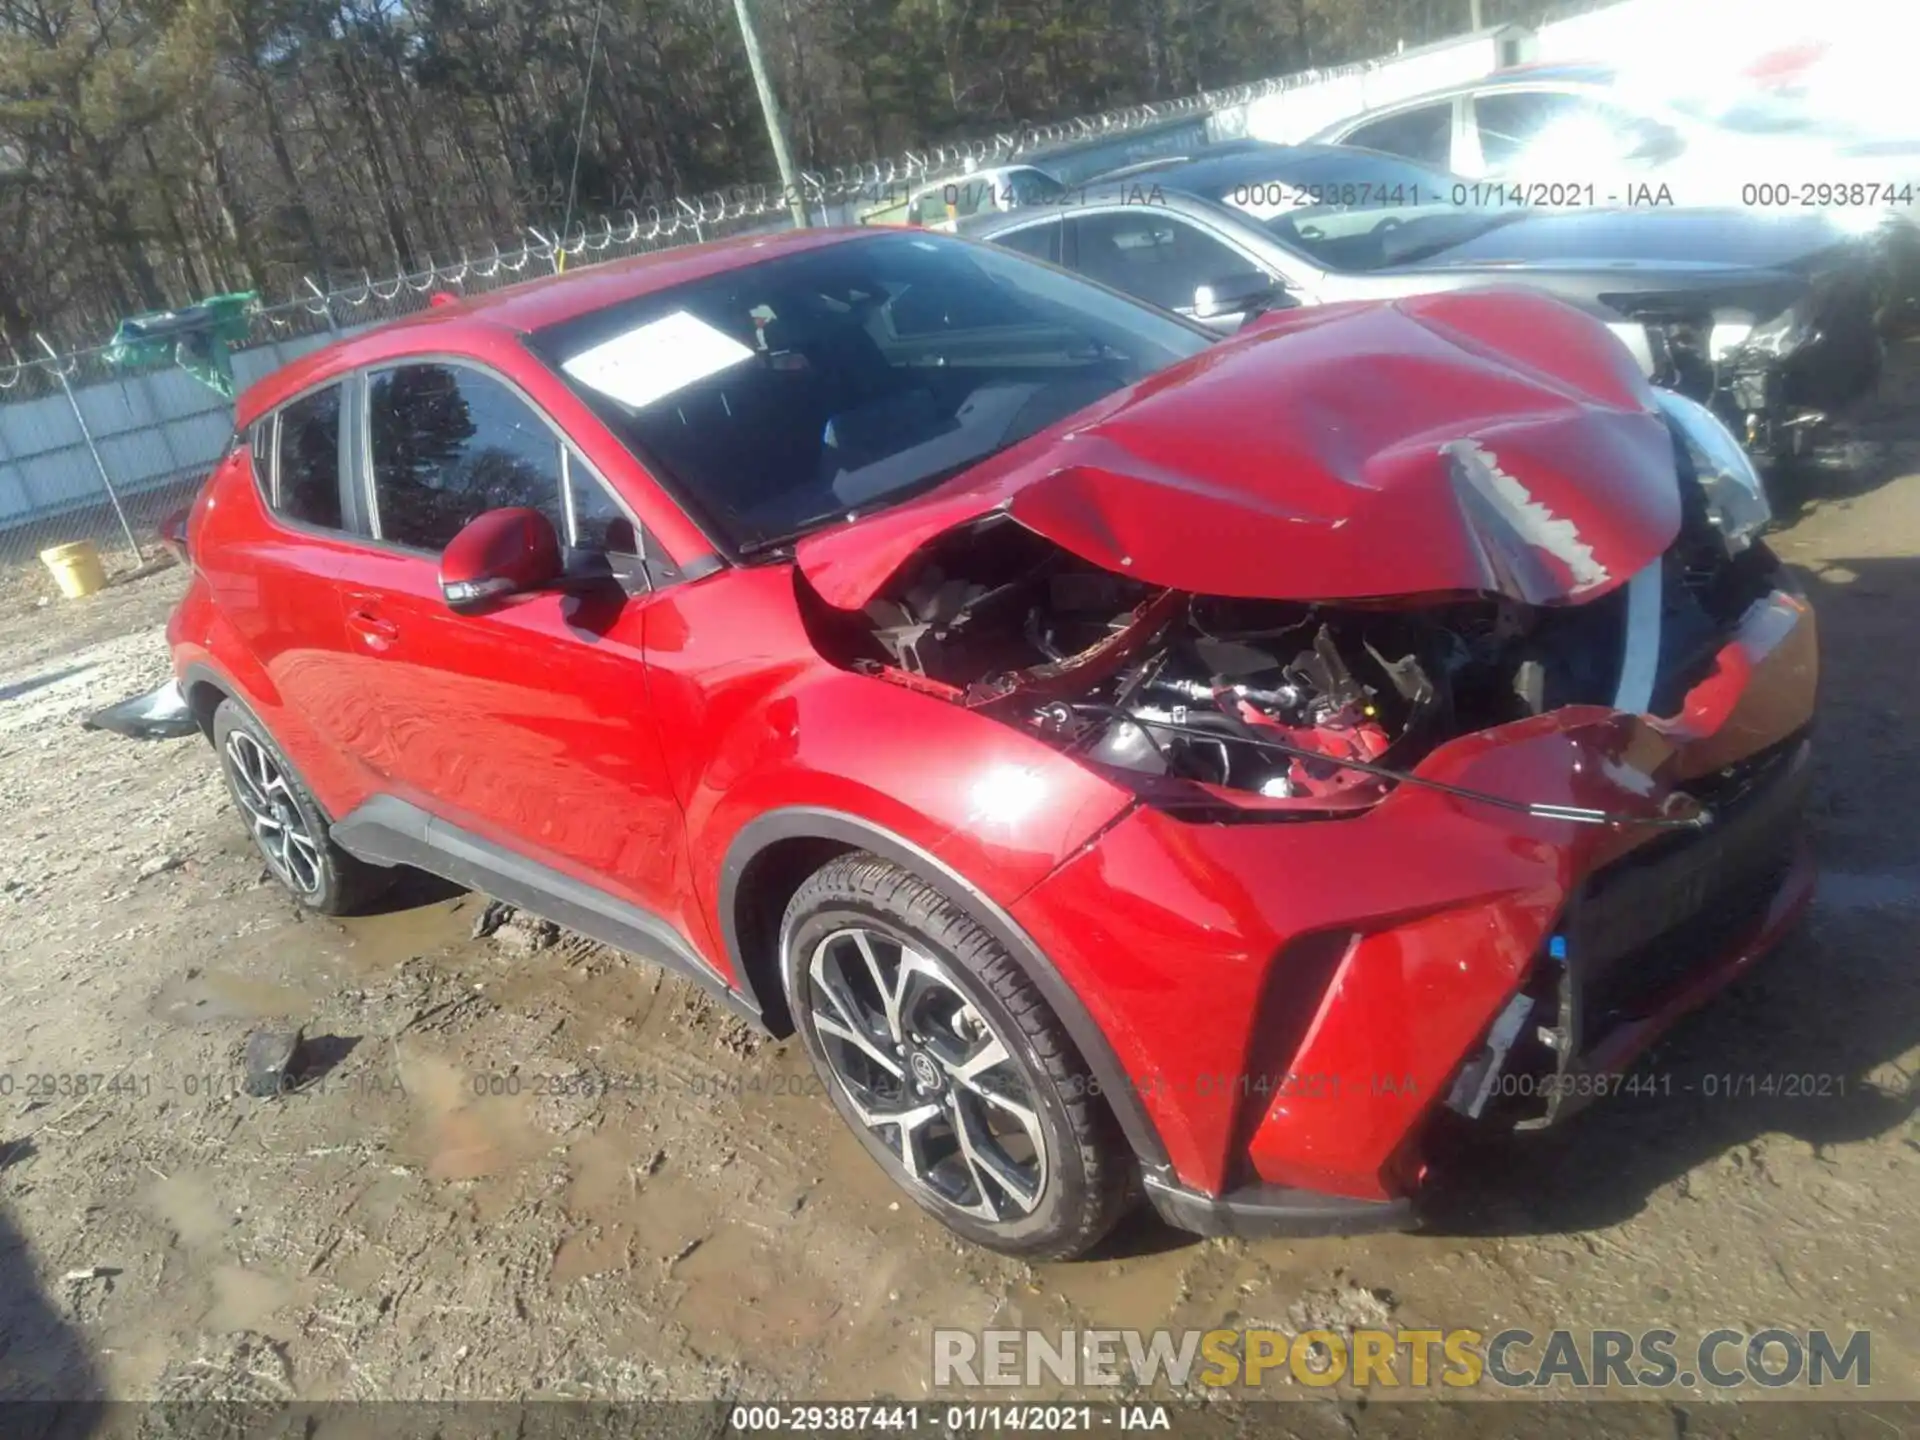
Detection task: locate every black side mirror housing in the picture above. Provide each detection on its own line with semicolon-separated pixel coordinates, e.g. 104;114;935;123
1193;271;1288;321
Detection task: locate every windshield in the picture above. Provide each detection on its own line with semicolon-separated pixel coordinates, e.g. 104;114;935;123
530;232;1212;552
1199;149;1519;272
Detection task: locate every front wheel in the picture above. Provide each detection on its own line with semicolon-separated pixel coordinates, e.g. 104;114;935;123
781;853;1132;1258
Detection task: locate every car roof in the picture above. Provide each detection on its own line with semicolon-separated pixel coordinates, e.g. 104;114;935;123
1474;61;1617;87
234;227;865;425
1118;142;1400;196
1083;138;1284;182
959;183;1224;239
1316;60;1620;132
963;141;1439;237
907;163;1053;197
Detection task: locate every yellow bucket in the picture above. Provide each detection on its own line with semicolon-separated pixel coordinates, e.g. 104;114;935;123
40;540;108;600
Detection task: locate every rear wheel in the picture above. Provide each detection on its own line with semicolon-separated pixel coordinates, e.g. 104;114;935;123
781;852;1131;1258
212;699;392;915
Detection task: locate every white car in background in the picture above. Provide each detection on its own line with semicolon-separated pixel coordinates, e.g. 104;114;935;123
891;164;1068;231
1306;62;1920;231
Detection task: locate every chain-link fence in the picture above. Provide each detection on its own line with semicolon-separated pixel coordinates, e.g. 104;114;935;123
0;226;757;594
0;36;1498;592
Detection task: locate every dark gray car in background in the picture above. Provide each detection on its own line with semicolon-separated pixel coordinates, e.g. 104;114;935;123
964;144;1897;457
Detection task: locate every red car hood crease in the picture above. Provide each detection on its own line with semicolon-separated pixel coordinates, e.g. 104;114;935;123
795;289;1684;611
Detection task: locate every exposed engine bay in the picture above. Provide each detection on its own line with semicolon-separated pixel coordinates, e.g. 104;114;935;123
809;517;1661;815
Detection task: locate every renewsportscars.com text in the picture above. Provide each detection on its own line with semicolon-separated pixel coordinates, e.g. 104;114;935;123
932;1327;1871;1391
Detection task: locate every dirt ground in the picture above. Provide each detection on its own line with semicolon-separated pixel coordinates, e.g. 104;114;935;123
2;351;1919;1421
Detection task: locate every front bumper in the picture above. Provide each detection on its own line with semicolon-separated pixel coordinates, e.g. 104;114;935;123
1011;585;1818;1234
1452;736;1816;1134
1143;1173;1414;1239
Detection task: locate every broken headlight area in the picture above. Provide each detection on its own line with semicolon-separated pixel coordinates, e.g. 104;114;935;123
809;518;1668;818
1657;390;1771;554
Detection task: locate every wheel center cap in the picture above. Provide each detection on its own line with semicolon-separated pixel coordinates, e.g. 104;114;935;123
908;1051;942;1092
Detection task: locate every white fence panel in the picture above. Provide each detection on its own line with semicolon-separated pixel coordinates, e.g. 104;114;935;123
0;332;337;535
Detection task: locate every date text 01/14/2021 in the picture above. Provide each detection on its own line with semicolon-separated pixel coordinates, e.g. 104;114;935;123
728;1405;1173;1431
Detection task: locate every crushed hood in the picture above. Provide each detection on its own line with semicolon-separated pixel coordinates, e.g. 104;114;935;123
795;287;1683;610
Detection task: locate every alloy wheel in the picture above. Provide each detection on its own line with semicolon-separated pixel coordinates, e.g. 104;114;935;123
222;730;323;897
804;926;1049;1222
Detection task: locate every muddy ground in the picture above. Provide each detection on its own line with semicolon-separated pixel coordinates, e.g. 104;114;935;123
2;351;1919;1423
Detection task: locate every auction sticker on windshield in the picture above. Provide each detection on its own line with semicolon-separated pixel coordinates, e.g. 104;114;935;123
560;308;757;409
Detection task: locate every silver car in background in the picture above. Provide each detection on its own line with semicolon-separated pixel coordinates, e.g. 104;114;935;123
1304;62;1920;234
964;143;1895;457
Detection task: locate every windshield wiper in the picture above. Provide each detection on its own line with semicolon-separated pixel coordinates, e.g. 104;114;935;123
735;455;998;559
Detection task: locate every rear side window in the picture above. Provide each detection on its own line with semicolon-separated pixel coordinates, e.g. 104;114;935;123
1345;101;1455;167
276;385;345;530
996;219;1061;265
1474;90;1681;169
369;363;566;552
1473;91;1587;167
1068;212;1248;313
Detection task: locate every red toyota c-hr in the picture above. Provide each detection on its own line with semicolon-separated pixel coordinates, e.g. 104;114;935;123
168;228;1817;1257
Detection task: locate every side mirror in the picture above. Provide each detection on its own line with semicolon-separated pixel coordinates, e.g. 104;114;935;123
439;507;563;614
1192;271;1286;321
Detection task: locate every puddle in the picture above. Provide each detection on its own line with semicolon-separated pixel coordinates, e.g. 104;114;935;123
332;890;474;978
672;1222;849;1353
394;1049;547;1200
146;917;367;1026
148;968;314;1024
564;1132;642;1216
1038;1245;1195;1332
477;948;677;1052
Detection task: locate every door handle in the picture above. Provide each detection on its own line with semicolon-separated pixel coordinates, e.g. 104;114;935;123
346;607;400;650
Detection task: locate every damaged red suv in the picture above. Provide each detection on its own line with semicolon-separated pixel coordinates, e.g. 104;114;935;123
169;229;1817;1257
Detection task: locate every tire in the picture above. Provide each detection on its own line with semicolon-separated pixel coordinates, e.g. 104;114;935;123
211;698;393;916
781;851;1132;1259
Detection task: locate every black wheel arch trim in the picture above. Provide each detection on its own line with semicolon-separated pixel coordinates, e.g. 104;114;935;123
179;660;247;737
719;806;1173;1176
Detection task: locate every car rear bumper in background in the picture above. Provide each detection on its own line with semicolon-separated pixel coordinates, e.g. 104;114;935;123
1010;586;1819;1234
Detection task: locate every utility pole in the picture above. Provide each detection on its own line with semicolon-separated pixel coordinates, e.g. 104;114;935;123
731;0;810;229
1469;0;1484;29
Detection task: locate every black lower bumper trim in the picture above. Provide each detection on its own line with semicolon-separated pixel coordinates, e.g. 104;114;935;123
1144;1174;1416;1239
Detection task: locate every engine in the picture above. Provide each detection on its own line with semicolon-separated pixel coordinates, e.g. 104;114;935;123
814;518;1634;813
